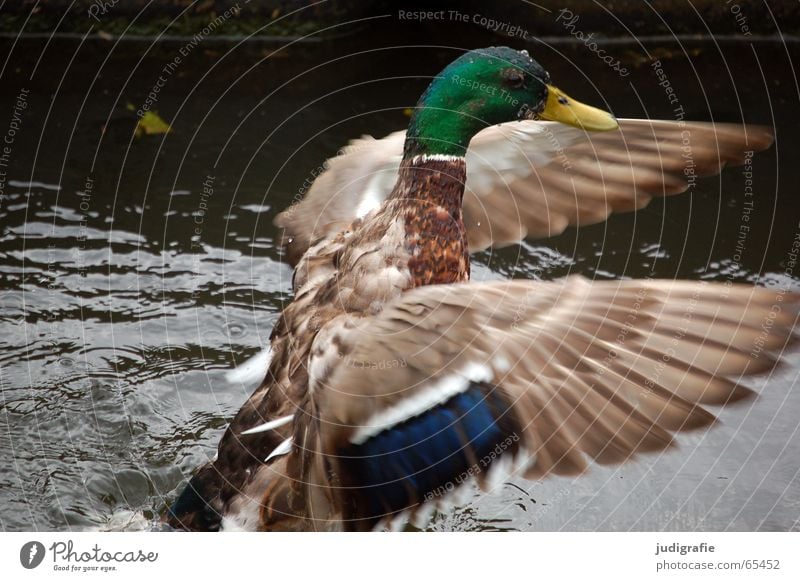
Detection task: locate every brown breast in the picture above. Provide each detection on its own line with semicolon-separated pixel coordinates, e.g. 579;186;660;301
391;155;470;287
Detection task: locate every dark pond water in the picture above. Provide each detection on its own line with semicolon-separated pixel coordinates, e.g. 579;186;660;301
1;25;799;531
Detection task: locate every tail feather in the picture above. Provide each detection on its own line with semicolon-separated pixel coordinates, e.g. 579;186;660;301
165;465;223;531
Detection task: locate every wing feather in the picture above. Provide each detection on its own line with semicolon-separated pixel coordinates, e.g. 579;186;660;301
302;277;796;525
277;120;774;262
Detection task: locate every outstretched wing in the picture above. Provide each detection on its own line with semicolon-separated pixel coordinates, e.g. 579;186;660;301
302;277;796;529
276;120;774;264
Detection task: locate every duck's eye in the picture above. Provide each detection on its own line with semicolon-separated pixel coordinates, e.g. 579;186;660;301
503;69;526;89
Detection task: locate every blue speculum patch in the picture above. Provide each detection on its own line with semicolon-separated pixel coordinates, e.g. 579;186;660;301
337;383;520;524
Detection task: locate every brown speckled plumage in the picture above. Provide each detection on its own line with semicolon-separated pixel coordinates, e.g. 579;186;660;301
165;154;472;531
396;157;471;287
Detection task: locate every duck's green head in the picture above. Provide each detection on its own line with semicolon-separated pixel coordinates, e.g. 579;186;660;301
404;46;618;158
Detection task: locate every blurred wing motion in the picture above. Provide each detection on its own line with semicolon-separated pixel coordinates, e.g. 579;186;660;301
276;120;773;264
302;277;797;530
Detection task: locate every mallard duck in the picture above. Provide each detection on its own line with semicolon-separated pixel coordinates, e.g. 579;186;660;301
165;47;797;532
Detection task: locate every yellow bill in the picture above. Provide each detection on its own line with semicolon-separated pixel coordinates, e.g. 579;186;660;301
538;85;618;131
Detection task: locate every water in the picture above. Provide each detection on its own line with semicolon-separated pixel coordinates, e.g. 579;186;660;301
1;31;799;531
